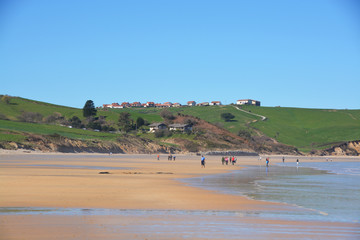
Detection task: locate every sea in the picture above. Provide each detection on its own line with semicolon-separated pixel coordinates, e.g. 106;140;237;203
182;161;360;223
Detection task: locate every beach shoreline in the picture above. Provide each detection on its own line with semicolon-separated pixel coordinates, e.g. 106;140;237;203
1;152;359;239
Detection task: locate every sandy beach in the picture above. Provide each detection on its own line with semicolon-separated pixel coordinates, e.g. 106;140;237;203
0;151;359;239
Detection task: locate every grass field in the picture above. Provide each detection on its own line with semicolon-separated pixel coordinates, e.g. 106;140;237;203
241;106;360;152
0;120;119;141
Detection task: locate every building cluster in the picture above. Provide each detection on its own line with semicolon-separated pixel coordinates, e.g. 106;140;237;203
102;99;260;109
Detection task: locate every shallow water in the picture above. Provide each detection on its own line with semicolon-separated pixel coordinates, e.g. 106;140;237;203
182;162;360;223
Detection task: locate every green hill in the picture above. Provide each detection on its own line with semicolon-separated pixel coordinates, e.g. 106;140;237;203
108;104;360;153
1;95;359;154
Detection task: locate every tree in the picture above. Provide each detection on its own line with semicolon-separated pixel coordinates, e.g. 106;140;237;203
69;116;83;128
220;112;235;122
118;112;132;132
136;117;145;128
83;100;97;117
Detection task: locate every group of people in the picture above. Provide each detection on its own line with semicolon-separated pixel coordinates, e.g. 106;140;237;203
258;156;300;167
156;155;176;161
221;156;237;165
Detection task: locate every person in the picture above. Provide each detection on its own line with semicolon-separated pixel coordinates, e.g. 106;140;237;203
266;157;269;167
259;156;262;161
201;155;206;168
282;156;285;163
225;157;229;165
173;156;176;161
296;159;299;166
232;156;235;165
221;156;225;165
157;154;160;160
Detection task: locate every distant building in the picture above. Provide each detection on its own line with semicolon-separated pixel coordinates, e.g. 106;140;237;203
145;102;155;107
103;103;123;108
236;99;261;106
187;101;196;106
168;123;192;132
197;102;209;106
173;103;182;107
149;123;167;132
210;101;222;106
131;102;142;107
121;102;130;108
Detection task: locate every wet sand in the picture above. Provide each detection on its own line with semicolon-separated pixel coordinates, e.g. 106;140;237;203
0;152;359;239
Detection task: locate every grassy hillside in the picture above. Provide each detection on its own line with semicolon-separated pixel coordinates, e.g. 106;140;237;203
108;105;360;153
241;106;360;152
1;96;359;154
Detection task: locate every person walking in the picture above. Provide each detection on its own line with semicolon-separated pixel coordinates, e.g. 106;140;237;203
201;155;206;168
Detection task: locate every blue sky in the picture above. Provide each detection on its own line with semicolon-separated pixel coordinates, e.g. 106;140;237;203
1;0;359;109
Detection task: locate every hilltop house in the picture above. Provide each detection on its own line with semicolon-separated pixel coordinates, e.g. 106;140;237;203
168;123;192;132
197;102;209;106
187;101;196;106
131;102;142;107
236;99;261;106
103;103;123;108
149;123;167;132
210;101;222;106
145;102;155;107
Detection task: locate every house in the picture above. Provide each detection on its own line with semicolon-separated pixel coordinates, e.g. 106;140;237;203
168;123;192;132
149;122;167;132
121;102;130;108
103;104;112;108
145;102;155;107
187;101;196;106
103;103;122;108
131;102;142;107
236;99;261;106
197;102;209;106
173;103;182;107
210;101;222;106
163;102;173;107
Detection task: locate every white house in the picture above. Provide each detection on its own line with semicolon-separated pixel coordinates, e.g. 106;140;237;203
236;99;261;106
149;123;167;132
210;101;222;106
168;123;192;132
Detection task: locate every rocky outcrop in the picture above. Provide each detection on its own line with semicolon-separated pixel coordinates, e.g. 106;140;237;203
320;140;360;156
1;133;178;154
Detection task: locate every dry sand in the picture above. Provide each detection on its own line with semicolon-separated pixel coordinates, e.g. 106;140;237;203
0;151;359;239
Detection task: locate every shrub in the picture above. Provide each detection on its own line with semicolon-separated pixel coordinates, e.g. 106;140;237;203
160;109;175;120
18;112;43;123
154;129;172;138
220;112;235;122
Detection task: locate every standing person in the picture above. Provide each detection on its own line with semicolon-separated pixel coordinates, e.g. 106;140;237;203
157;154;160;160
173;156;176;161
232;156;235;165
221;156;225;165
282;156;285;163
225;157;229;165
296;159;299;166
259;156;262;161
266;157;269;167
201;155;206;168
